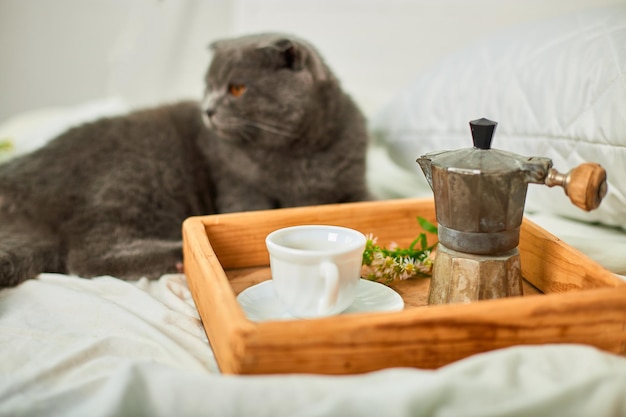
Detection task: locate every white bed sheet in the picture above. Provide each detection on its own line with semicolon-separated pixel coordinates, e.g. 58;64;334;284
2;102;626;417
3;272;626;417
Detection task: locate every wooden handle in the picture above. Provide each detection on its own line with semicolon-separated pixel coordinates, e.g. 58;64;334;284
565;163;607;211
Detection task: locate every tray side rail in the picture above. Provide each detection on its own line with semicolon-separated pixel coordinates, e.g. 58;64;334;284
520;218;625;292
183;217;257;373
239;285;626;374
197;198;438;270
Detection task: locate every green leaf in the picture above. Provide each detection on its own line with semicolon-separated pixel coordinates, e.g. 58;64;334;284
417;216;438;234
419;233;428;251
408;236;420;252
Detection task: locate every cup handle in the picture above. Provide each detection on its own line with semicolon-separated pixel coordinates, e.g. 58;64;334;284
318;261;339;315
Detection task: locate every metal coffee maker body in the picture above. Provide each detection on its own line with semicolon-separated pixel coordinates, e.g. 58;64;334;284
417;118;607;304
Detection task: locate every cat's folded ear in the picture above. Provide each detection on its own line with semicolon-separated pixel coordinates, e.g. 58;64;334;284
272;39;303;71
267;38;328;81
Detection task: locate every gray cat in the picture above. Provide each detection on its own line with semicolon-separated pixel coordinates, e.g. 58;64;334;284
0;33;370;288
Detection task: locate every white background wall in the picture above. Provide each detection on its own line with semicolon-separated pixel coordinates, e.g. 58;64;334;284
1;0;624;123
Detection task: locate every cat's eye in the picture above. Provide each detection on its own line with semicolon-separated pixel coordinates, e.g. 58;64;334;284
228;84;246;97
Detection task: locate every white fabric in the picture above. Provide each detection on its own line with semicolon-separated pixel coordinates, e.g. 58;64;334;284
3;273;626;417
371;5;626;229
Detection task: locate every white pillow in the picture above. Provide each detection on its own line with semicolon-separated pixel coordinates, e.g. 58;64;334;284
372;5;626;229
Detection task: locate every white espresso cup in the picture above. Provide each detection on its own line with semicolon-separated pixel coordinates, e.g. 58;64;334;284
265;225;366;319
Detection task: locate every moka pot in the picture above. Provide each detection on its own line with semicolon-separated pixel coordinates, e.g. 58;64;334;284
417;118;607;304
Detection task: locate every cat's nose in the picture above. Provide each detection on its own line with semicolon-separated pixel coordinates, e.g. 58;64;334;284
201;108;215;127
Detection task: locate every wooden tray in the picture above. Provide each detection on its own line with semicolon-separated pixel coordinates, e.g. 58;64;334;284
182;198;626;375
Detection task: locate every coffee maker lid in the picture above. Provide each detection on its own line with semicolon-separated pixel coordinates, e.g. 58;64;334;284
425;118;549;174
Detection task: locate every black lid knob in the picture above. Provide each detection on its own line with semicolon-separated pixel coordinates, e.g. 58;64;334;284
470;118;497;150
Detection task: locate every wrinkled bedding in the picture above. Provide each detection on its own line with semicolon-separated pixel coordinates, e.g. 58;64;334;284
3;272;626;417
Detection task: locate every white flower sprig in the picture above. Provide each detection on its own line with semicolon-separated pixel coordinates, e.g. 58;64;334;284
361;217;437;283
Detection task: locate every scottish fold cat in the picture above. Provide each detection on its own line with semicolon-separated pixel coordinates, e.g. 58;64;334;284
0;33;370;287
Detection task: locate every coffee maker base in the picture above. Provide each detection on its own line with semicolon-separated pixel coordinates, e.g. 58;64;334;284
428;244;523;305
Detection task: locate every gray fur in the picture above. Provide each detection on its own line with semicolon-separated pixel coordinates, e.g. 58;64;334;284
0;33;370;287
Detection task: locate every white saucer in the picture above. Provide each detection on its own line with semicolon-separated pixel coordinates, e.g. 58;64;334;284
237;279;404;321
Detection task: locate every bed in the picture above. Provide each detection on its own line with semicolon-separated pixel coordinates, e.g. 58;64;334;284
2;4;626;417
